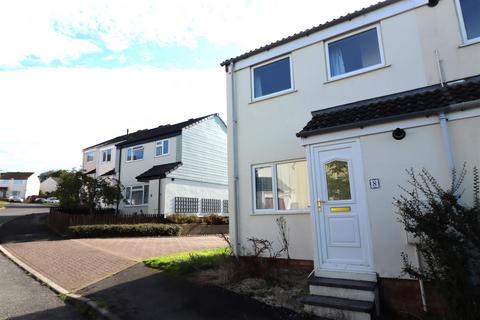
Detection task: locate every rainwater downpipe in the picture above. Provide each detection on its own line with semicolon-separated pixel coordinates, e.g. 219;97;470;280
229;62;241;255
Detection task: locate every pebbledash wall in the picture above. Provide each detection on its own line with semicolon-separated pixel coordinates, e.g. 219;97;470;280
226;0;480;279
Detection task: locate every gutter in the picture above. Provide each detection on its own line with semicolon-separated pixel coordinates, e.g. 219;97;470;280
229;62;241;255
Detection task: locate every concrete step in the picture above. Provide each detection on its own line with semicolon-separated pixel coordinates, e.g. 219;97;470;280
302;294;373;320
310;277;377;302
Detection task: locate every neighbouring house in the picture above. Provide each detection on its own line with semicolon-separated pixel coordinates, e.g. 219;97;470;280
222;0;480;319
82;114;228;216
82;132;127;179
0;172;40;200
40;176;61;194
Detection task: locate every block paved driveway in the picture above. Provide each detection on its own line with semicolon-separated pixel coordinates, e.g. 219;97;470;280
0;213;226;292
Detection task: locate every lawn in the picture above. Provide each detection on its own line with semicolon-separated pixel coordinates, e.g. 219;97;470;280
0;201;7;209
144;247;229;275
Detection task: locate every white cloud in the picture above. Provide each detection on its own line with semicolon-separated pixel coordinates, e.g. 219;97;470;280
0;0;379;66
0;67;226;173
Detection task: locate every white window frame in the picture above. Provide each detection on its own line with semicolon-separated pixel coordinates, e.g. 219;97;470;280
251;159;309;214
101;148;112;163
155;139;170;157
13;180;24;185
86;151;95;163
250;55;294;102
126;145;144;162
124;185;149;206
325;25;386;81
455;0;480;45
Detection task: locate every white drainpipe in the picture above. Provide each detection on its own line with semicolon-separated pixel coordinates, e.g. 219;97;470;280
439;112;455;173
229;62;241;255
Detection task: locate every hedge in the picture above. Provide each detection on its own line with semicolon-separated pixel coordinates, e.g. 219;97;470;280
67;223;181;238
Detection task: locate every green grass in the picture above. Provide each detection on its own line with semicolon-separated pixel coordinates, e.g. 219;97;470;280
144;247;229;275
0;201;7;209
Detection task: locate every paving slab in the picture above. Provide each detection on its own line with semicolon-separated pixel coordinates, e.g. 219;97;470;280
0;213;227;292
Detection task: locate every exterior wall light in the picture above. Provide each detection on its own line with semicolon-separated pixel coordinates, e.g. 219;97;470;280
392;128;406;140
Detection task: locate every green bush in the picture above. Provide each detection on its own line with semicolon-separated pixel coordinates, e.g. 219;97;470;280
67;223;181;238
166;213;199;224
202;214;228;225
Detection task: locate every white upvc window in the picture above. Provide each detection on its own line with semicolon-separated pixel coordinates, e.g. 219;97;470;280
455;0;480;44
124;185;149;206
325;25;385;80
86;151;95;162
252;160;310;213
101;148;112;162
155;139;170;157
251;55;294;101
0;180;9;186
13;180;24;185
126;145;144;162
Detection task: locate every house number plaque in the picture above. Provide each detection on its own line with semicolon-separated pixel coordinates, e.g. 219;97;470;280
369;178;380;189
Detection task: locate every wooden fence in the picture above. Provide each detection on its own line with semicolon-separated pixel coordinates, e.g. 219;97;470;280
48;208;165;234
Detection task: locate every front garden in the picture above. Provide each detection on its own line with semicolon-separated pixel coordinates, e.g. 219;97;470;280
143;217;311;318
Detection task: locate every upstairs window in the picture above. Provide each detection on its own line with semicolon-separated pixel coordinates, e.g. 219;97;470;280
13;180;24;185
125;185;149;206
126;146;144;162
155;139;169;157
0;180;9;186
86;151;94;162
326;26;384;79
456;0;480;42
252;56;293;100
102;149;112;162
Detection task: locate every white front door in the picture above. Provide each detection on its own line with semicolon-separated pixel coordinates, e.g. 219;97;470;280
311;141;373;272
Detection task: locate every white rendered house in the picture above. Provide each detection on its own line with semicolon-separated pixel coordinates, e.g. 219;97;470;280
40;177;61;194
0;172;40;200
222;0;480;318
82;114;228;216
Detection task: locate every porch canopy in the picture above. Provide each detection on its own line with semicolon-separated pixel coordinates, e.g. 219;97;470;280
136;162;182;182
297;75;480;138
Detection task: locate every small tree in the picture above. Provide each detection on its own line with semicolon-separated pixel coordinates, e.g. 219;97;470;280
57;170;123;213
395;166;480;319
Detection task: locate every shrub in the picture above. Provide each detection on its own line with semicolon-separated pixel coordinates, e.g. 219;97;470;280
202;214;228;225
67;223;181;238
396;166;480;319
166;213;199;224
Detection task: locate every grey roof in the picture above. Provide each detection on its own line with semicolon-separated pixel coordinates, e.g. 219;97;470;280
0;172;34;180
116;114;223;148
297;75;480;138
220;0;439;67
136;162;182;182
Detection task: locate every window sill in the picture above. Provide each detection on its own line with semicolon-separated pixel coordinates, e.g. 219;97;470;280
324;64;391;84
126;159;144;163
251;210;310;216
249;89;297;104
154;154;170;158
459;39;480;48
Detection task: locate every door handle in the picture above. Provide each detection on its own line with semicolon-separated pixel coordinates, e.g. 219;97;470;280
317;199;325;211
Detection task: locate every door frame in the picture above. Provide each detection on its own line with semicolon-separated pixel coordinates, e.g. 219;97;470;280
306;139;375;274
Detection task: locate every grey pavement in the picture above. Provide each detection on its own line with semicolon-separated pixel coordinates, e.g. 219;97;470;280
0;253;85;320
0;207;49;226
0;207;85;320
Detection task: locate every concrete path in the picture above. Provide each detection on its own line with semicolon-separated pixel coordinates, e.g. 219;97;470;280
0;213;226;292
79;263;303;320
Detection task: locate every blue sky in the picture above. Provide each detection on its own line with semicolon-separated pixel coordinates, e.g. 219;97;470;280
0;0;378;174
